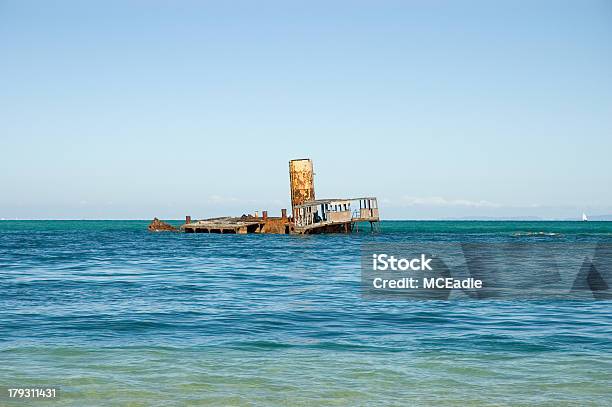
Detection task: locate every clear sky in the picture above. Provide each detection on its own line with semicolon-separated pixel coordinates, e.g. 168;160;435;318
1;0;611;220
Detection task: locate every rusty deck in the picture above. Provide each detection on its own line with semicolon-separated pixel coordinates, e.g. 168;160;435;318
181;215;295;234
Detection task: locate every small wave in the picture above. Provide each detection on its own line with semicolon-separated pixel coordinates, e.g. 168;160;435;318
227;340;397;352
512;232;562;237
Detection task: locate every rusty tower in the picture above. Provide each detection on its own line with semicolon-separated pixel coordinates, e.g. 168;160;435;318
289;159;315;218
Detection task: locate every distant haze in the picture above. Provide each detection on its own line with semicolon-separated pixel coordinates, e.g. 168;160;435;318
1;1;611;220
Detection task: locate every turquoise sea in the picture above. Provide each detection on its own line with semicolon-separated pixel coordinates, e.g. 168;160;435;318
1;221;611;406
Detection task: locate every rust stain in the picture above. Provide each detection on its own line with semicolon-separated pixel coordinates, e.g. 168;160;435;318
289;159;315;214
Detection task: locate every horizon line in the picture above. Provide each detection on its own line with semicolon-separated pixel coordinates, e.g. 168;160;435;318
1;218;609;222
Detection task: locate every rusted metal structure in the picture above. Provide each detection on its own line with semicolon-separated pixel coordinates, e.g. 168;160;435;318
182;216;295;234
148;218;178;232
289;159;315;218
176;158;379;235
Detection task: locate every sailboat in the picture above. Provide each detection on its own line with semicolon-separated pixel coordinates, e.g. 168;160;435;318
582;212;588;222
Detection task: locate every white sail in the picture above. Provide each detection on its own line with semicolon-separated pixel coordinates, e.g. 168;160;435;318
582;212;588;221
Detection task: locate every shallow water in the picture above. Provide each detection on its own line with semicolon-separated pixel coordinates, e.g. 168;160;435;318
1;221;611;406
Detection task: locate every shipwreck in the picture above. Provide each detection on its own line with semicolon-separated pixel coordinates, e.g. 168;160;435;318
150;159;379;234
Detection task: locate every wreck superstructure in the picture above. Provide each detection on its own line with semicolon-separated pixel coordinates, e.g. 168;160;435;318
173;158;379;235
293;197;379;234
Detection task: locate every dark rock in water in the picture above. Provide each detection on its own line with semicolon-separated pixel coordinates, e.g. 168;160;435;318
148;218;177;232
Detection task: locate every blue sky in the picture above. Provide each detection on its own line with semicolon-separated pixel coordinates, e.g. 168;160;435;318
1;0;611;219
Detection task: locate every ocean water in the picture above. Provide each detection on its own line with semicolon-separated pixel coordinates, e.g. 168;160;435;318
0;220;611;406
